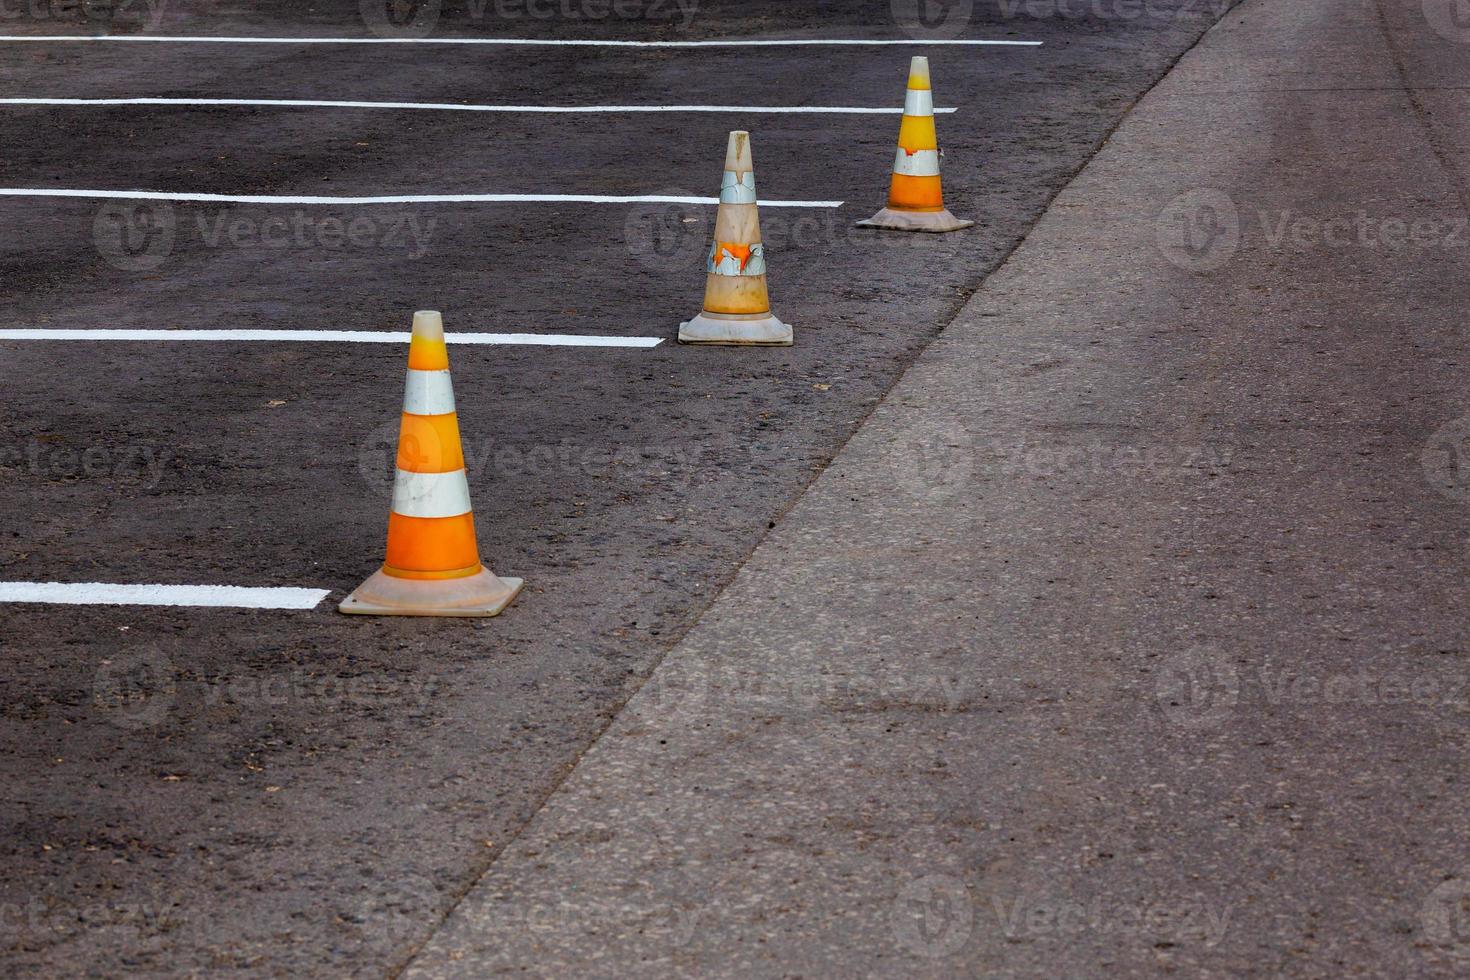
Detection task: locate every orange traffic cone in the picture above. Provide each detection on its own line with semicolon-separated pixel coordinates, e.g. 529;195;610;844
678;130;794;346
857;56;973;233
340;310;523;617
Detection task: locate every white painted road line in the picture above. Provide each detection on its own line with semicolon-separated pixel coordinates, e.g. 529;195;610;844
0;189;843;208
0;97;958;115
0;329;664;347
0;582;331;609
0;35;1040;47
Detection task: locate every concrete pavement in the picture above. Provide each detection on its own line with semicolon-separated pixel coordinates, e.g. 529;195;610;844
404;0;1470;975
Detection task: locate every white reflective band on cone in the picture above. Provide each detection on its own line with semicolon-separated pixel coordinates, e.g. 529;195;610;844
402;369;456;415
903;89;934;116
893;147;941;177
719;170;757;204
391;468;473;519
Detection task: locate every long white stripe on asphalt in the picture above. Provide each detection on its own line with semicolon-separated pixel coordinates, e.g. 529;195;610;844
0;329;664;347
0;97;959;114
0;581;331;609
0;35;1040;47
0;189;842;208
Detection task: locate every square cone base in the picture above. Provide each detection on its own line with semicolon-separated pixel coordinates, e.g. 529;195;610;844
338;567;523;617
678;311;793;346
856;207;975;233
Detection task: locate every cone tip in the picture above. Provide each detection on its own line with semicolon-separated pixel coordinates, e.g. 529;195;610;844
908;55;931;87
412;310;445;341
725;130;752;171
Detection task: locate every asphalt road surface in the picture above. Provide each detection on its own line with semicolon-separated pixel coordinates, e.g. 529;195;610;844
0;1;1236;975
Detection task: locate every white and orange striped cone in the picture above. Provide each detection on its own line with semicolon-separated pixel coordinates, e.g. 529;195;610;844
857;56;974;233
340;310;523;617
678;131;794;346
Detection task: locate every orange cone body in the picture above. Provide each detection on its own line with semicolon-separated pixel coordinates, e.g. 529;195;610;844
678;131;794;346
340;310;522;617
857;56;974;233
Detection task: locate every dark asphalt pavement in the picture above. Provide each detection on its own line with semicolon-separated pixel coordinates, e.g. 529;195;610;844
0;2;1234;975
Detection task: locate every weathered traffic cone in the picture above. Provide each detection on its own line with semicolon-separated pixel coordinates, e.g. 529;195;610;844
678;130;794;346
340;310;523;617
857;56;973;233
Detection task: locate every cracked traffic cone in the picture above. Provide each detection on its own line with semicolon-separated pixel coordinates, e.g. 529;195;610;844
340;310;522;617
857;56;973;233
678;131;793;346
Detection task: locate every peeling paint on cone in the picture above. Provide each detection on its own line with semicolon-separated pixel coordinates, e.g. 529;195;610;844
678;131;795;346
